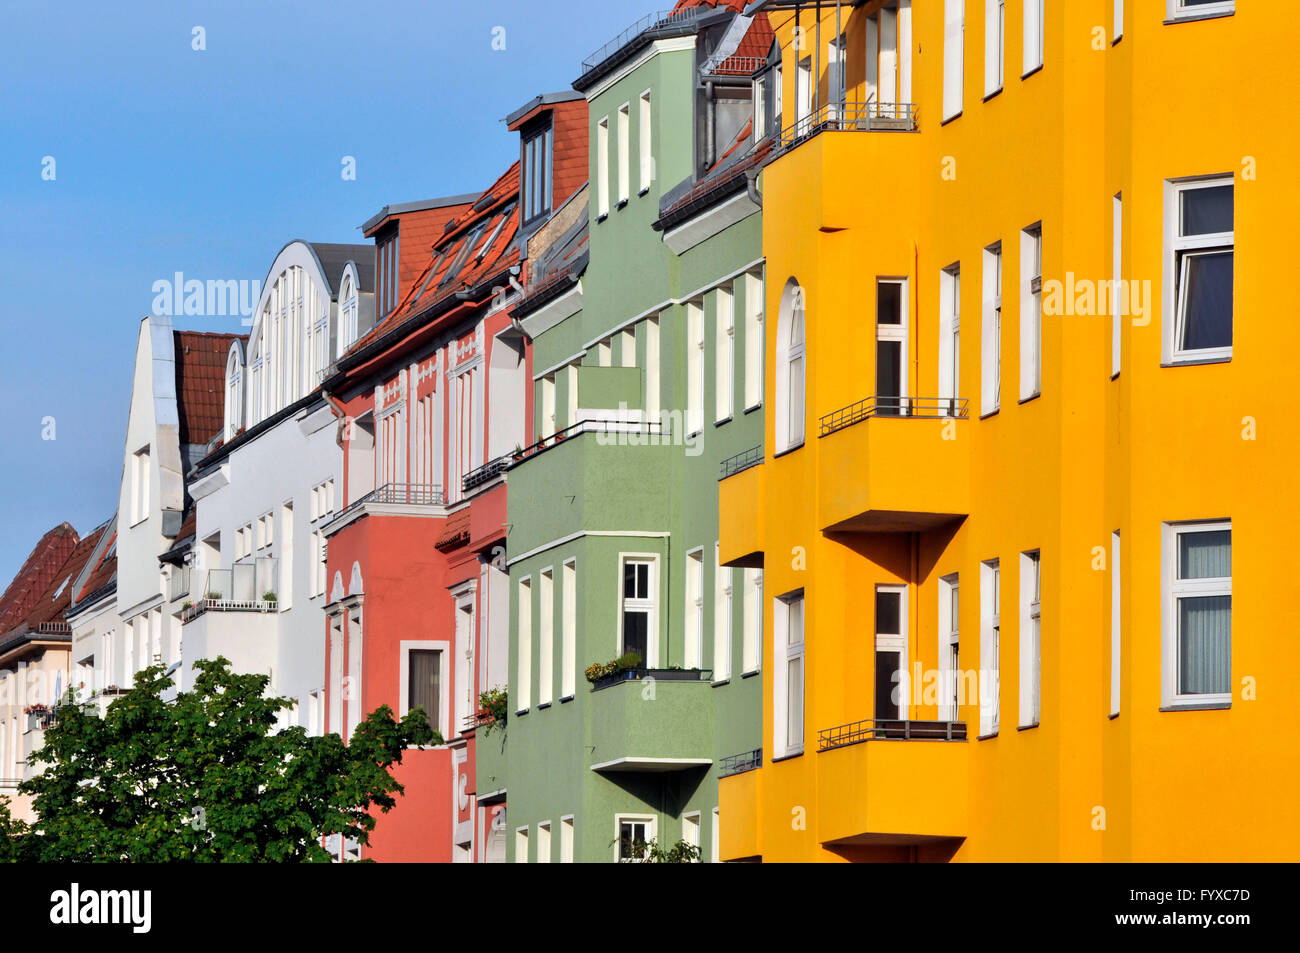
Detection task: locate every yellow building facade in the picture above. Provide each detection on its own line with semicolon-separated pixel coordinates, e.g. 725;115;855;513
720;0;1300;861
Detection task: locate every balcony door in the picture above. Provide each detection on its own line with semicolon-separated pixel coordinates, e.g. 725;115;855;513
876;278;909;416
875;585;909;721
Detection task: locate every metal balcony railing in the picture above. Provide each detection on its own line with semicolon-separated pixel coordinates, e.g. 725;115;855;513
776;99;918;154
168;565;191;602
580;7;705;76
718;747;762;778
719;444;764;480
334;483;445;522
509;418;664;469
708;54;766;77
462;456;511;493
818;718;968;751
819;396;970;437
186;557;280;622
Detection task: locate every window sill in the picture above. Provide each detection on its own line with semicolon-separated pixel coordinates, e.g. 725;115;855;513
978;408;1000;420
772;440;804;459
714;415;733;427
741;668;760;679
596;213;608;224
982;87;1003;104
742;402;763;415
1161;354;1232;368
711;678;730;688
616;199;629;210
771;749;804;763
1108;711;1119;720
1163;11;1234;26
560;694;574;704
1016;722;1039;732
1160;700;1231;712
977;731;999;741
514;708;530;717
1110;370;1120;382
538;701;551;710
1021;64;1044;81
940;111;962;127
1018;391;1041;405
1112;34;1122;46
638;187;650;197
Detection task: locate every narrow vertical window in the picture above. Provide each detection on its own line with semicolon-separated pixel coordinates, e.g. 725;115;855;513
874;586;908;719
980;560;1000;736
560;816;574;863
1020;223;1042;400
981;244;1002;414
596;117;610;218
939;574;960;720
537;821;551;863
1112;194;1122;376
517;577;532;712
620;558;654;665
687;299;705;435
1114;0;1123;41
1023;0;1043;75
617;103;630;206
538;568;554;706
713;543;733;682
1110;531;1121;717
743;271;764;410
943;0;965;121
1019;551;1041;728
940;264;962;415
620;327;636;369
742;568;763;674
715;286;734;422
1163;522;1232;708
638;91;652;193
984;0;1004;97
685;549;704;669
774;592;805;757
876;279;909;415
566;364;579;430
646;316;660;422
1165;177;1233;363
562;560;576;699
540;375;556;439
515;827;529;864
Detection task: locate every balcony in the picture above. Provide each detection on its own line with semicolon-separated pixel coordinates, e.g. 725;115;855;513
818;397;970;533
719;444;763;480
184;558;278;623
816;718;969;848
462;456;511;493
322;483;445;535
718;452;765;569
775;99;918;156
718;746;762;778
587;670;713;774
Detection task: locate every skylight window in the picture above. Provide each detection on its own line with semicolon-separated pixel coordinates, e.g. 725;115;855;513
439;226;485;288
476;205;514;262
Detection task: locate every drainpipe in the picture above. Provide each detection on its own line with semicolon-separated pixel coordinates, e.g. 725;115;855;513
705;80;715;169
746;167;762;206
323;389;350;504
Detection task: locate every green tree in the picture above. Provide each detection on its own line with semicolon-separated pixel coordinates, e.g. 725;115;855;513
3;657;435;862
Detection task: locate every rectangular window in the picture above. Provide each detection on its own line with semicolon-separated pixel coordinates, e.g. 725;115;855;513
638;91;652;192
408;648;443;737
943;0;965;121
328;615;343;735
713;543;733;682
939;264;961;415
715;287;734;422
346;610;363;742
646;315;660;421
566;364;579;429
742;568;763;674
596;338;611;367
562;560;576;699
538;568;554;707
515;827;529;863
517;577;532;712
278;501;293;610
540;375;556;439
743;271;764;410
1110;531;1121;717
1163;521;1231;708
620;557;655;665
876;279;909;415
711;807;720;864
560;816;575;863
980;560;1000;736
773;591;805;758
1023;0;1043;75
596;118;610;218
1167;0;1234;21
1020;223;1042;400
981;244;1002;414
617;103;630;206
616;816;656;862
615;328;633;369
1165;177;1233;363
683;812;701;856
686;299;704;434
1114;0;1123;40
939;574;960;721
132;446;150;524
685;549;704;670
537;821;551;863
874;585;908;720
1112;194;1122;376
984;0;1004;96
1019;551;1041;728
796;57;812;132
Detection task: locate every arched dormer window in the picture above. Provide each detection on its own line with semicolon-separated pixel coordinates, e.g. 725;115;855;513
225;342;244;441
775;279;806;452
337;268;359;358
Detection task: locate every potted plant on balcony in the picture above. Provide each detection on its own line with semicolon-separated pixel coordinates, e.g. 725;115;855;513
205;591;222;601
262;591;278;604
477;686;508;736
585;651;643;688
511;443;524;462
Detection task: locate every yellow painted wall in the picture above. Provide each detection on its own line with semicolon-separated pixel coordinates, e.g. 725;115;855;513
723;0;1300;862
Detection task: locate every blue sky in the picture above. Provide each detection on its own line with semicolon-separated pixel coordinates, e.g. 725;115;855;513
0;0;654;584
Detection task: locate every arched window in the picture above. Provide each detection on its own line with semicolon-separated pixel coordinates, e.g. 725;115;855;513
337;271;358;358
775;279;806;451
225;344;243;440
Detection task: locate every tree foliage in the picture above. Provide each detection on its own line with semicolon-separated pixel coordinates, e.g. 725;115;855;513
1;657;435;862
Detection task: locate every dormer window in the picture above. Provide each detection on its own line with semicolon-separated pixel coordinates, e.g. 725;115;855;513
376;227;399;318
225;344;243;440
521;121;553;226
337;271;359;358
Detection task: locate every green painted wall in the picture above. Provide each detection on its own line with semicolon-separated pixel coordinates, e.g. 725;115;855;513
487;27;766;863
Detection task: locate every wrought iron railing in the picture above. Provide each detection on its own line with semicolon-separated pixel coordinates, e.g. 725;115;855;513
708;54;766;77
333;483;445;522
818;718;967;751
580;7;705;75
462;455;511;493
719;444;764;479
819;397;969;437
776;99;918;154
718;747;762;778
509;418;664;469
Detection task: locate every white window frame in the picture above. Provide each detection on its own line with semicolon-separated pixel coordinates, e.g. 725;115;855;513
616;103;630;206
515;826;529;863
943;0;965;121
980;559;1000;737
1022;0;1043;75
686;299;705;435
713;542;733;683
638;90;653;193
538;567;554;707
614;813;657;862
1112;193;1122;377
1020;224;1042;401
399;639;450;742
939;264;962;415
561;559;577;700
742;567;763;675
876;278;910;414
1161;520;1232;709
984;0;1004;97
939;574;960;721
560;815;575;863
537;820;552;863
1167;0;1234;20
596;116;610;218
682;811;701;860
1110;530;1121;717
743;270;764;411
646;315;660;421
684;548;705;670
773;590;805;759
715;286;735;423
775;280;806;452
618;553;659;668
1018;551;1041;729
1114;0;1123;41
875;584;909;720
981;244;1001;415
516;576;532;713
1163;176;1234;365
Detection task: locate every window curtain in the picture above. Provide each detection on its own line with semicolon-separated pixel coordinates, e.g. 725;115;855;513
410;650;440;732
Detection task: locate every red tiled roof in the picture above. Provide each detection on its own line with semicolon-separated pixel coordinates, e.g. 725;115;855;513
348;163;522;354
75;532;117;606
0;523;79;633
174;330;245;446
672;0;746;12
434;510;472;553
20;525;107;630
